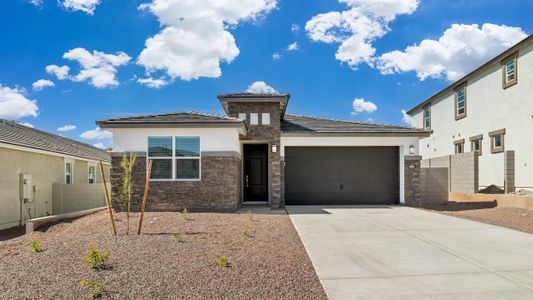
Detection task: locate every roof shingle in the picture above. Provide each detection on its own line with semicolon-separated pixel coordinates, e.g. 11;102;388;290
97;112;242;127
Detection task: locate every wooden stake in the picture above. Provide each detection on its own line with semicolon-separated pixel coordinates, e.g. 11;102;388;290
137;159;153;235
99;160;117;236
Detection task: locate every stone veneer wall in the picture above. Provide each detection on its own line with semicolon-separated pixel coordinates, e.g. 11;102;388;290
404;155;422;207
111;153;241;212
226;102;283;208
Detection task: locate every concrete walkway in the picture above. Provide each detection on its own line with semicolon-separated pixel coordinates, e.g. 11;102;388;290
287;206;533;300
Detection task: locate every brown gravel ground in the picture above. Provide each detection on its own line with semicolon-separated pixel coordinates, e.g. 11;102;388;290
422;202;533;234
0;211;327;300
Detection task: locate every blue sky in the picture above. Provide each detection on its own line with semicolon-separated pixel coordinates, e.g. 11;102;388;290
1;0;532;148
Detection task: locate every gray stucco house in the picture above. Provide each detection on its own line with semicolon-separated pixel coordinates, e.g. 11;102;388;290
97;93;429;211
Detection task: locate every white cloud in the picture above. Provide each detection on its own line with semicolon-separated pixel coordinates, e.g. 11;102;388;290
57;124;77;132
137;77;171;88
137;0;277;81
376;23;527;81
246;81;278;94
80;127;112;140
305;0;419;68
401;109;412;125
61;0;102;15
291;24;300;32
93;142;105;149
19;122;35;128
351;98;377;114
45;65;70;80
272;52;282;60
287;42;299;51
62;48;131;88
29;0;43;7
32;79;55;91
0;84;39;120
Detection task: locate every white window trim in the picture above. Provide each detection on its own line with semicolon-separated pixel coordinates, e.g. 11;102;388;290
261;113;271;125
88;163;97;184
147;136;201;182
250;113;259;125
64;159;74;184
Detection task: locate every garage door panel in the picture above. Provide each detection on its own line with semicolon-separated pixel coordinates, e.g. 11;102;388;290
285;147;399;205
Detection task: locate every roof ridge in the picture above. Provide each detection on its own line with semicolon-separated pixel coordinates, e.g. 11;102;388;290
285;114;417;130
186;111;239;120
99;111;189;122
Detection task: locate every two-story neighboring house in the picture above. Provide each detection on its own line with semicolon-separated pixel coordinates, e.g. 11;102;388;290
408;34;533;191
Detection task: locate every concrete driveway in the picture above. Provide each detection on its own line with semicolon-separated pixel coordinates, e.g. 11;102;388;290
287;206;533;299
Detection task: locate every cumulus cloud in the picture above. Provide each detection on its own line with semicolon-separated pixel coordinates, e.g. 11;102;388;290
61;0;102;15
287;42;299;51
351;98;377;115
57;124;77;132
305;0;419;68
137;77;171;89
272;52;282;60
32;79;55;91
19;122;35;128
0;84;39;120
401;109;412;125
137;0;277;81
62;48;131;88
246;81;278;94
80;127;112;140
29;0;43;7
376;23;527;81
291;24;300;32
46;65;70;80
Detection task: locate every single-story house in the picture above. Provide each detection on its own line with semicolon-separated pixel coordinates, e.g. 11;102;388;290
97;93;429;211
0;120;111;230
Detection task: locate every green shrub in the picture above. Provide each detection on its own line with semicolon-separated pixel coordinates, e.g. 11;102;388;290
174;233;183;242
242;227;251;238
30;240;41;253
182;208;190;220
80;278;107;299
84;242;110;269
213;255;229;267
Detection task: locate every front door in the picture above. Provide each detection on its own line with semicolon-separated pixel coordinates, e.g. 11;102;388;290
244;144;268;202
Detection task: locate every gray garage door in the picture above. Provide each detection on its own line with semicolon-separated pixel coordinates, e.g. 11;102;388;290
285;147;399;205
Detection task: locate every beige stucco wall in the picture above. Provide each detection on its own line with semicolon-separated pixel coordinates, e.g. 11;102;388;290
0;147;111;230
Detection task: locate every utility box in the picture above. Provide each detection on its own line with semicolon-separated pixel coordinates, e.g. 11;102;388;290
20;173;33;203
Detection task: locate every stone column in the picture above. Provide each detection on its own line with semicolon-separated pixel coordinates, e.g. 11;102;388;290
404;155;422;207
504;150;515;193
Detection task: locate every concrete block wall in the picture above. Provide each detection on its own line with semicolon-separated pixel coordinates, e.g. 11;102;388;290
504;151;515;193
450;152;479;193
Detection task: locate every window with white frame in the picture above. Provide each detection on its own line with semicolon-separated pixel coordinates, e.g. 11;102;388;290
422;105;431;129
250;113;258;125
455;84;466;119
65;160;74;184
88;164;96;184
489;129;505;154
261;113;270;125
454;139;465;154
502;54;517;88
147;136;200;180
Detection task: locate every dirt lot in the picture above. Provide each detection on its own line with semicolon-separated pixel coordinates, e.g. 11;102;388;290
0;211;326;300
423;202;533;234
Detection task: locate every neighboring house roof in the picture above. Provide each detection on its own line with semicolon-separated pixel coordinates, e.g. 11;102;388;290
0;119;111;162
281;114;429;136
217;93;290;118
97;112;246;129
407;34;533;115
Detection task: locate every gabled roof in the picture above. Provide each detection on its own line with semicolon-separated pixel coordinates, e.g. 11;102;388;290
97;112;245;129
407;34;533;115
0;120;111;162
217;93;290;118
281;114;429;136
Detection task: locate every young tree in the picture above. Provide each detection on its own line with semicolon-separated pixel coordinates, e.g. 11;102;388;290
119;153;136;234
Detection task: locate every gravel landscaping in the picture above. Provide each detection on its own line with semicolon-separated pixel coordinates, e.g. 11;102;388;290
423;202;533;234
0;210;326;299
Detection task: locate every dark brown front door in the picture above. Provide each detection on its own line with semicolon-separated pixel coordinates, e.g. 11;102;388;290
244;144;268;202
285;147;399;205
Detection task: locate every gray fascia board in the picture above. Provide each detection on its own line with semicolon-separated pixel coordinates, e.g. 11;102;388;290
281;131;430;137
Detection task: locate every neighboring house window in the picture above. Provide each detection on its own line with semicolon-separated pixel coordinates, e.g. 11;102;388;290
88;164;96;184
262;113;270;125
238;113;246;121
250;113;258;125
469;134;483;156
175;137;200;180
454;139;465;154
147;136;201;180
65;160;74;184
454;84;467;120
489;129;505;153
422;105;431;129
148;137;173;179
502;53;518;89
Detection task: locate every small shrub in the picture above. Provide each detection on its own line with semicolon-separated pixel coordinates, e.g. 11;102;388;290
84;242;110;269
242;227;251;238
213;255;229;267
30;240;41;253
182;208;190;220
174;233;183;242
80;278;107;299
